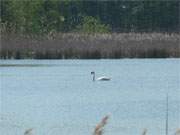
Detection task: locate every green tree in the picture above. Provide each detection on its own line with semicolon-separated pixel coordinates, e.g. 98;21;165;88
1;0;179;34
76;16;110;34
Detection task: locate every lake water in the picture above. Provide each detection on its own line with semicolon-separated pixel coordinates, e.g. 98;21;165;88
0;59;180;135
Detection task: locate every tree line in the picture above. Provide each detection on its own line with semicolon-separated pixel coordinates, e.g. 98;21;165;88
1;0;179;35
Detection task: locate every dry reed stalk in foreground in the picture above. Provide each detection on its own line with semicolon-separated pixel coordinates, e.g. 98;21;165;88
24;128;33;135
142;128;148;135
175;128;180;135
93;115;109;135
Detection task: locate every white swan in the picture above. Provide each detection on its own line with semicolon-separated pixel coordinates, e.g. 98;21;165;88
91;71;111;81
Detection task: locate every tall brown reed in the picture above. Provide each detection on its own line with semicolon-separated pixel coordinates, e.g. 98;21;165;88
175;128;180;135
93;115;109;135
24;128;33;135
142;128;148;135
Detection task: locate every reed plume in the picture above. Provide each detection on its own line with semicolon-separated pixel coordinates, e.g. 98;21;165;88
93;115;109;135
175;128;180;135
24;128;33;135
142;128;148;135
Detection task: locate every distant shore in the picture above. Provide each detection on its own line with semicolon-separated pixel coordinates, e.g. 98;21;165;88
1;32;180;59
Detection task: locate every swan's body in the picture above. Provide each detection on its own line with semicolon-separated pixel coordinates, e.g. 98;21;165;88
91;72;111;81
96;76;111;81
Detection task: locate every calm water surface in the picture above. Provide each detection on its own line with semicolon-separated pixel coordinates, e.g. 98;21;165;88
0;59;180;135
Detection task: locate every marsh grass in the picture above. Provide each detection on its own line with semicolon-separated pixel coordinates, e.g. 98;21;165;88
1;33;179;59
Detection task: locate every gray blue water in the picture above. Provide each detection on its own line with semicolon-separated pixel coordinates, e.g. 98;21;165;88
0;59;180;135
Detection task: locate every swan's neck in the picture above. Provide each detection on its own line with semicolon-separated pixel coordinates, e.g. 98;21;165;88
92;73;95;81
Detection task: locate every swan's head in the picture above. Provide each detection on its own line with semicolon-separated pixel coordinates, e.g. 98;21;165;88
91;71;95;75
91;71;95;81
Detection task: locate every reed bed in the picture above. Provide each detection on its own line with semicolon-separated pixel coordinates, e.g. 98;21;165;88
1;32;180;59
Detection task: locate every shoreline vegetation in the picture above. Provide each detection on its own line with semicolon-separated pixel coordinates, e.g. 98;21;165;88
1;1;179;59
1;32;180;59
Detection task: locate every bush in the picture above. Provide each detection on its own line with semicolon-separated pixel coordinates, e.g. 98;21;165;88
76;16;110;34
